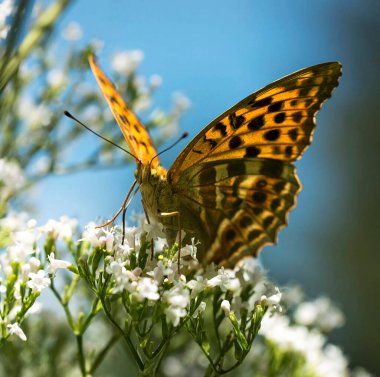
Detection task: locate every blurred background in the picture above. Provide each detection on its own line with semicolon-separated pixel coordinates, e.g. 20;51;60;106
24;0;380;374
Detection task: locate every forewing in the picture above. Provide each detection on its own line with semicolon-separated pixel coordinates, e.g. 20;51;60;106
176;158;300;267
89;54;159;167
169;62;342;183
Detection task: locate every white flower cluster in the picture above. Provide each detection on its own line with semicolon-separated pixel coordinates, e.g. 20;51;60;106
260;309;348;377
0;213;75;342
81;223;281;328
0;158;25;201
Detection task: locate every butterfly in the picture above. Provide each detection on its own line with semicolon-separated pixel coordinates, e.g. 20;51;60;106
89;54;341;267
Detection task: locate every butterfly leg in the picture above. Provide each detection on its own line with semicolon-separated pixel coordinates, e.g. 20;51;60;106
141;202;155;260
96;180;138;232
158;211;181;274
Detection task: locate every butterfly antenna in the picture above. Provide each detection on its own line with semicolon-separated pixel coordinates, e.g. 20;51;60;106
64;111;139;161
149;132;189;166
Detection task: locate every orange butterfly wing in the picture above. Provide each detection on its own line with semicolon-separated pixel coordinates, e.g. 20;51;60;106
89;54;160;168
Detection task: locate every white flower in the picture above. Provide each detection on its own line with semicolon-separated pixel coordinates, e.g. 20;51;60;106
7;323;27;341
123;226;138;249
61;22;82;41
135;278;159;301
21;263;31;282
39;216;77;240
179;237;198;260
27;270;50;292
17;96;52;127
148;260;174;284
47;253;71;274
0;158;25;199
315;344;348;377
98;229;114;251
207;268;240;292
260;313;349;377
294;296;345;332
134;95;151;112
187;276;207;298
81;223;102;247
163;283;190;326
165;306;187;327
221;300;231;316
260;285;282;313
172;92;191;111
47;68;67;87
143;221;165;240
0;211;29;232
149;74;162;89
29;257;41;272
111;50;144;75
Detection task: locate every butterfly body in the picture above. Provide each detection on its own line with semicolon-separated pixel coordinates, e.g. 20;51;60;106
89;55;341;267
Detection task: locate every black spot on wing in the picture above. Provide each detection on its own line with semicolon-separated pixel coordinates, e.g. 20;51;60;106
248;229;261;241
288;128;299;141
229;114;245;130
252;191;267;203
247;115;265;130
264;129;280;141
248;97;272;109
292;111;303;123
229;135;243;149
213;122;227;137
268;101;283;112
274;112;286;124
245;146;260;157
240;216;253;228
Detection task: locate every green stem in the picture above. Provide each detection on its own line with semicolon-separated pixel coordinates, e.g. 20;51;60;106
89;333;120;374
100;296;144;371
76;334;87;376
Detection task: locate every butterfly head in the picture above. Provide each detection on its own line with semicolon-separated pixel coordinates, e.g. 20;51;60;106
135;161;167;185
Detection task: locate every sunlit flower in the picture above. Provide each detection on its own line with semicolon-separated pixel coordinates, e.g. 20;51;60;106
17;96;52;127
207;267;240;292
221;300;231;316
294;296;345;332
135;277;160;301
39;216;78;240
163;283;190;326
142;221;165;240
61;21;82;41
27;270;50;292
7;323;27;341
111;50;144;75
47;253;72;274
47;68;67;87
98;229;114;251
260;285;282;313
150;74;162;89
81;223;102;247
0;158;25;199
172;92;191;111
